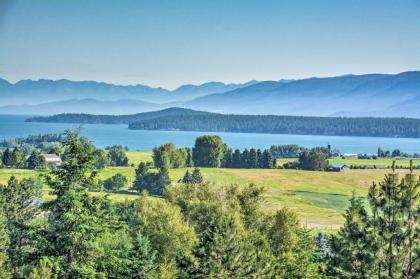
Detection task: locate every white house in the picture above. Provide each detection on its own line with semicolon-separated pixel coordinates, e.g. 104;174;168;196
43;154;62;166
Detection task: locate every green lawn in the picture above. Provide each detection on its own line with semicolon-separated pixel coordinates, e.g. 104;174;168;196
1;151;418;230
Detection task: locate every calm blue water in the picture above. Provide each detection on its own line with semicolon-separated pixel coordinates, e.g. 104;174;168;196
0;115;419;153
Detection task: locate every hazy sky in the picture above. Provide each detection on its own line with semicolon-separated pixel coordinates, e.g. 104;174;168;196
0;0;419;89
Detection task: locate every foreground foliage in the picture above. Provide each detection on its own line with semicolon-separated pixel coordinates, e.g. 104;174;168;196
0;132;418;278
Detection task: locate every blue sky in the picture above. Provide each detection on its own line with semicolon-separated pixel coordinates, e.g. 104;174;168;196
0;0;419;89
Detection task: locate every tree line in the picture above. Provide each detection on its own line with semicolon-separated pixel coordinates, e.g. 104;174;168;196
0;133;65;155
128;114;420;138
151;135;277;170
0;148;46;170
0;143;130;170
151;136;335;171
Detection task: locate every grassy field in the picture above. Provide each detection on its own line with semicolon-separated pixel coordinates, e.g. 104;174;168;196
328;157;420;167
126;151;153;165
1;152;418;230
276;156;420;168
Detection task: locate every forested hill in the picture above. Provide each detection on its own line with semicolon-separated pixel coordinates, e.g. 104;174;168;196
26;107;212;124
128;114;420;138
27;107;420;138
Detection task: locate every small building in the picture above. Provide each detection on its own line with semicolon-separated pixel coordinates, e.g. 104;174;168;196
43;154;62;166
328;163;349;172
342;153;358;158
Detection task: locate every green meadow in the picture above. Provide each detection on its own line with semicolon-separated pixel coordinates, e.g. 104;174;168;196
1;152;418;229
328;157;420;167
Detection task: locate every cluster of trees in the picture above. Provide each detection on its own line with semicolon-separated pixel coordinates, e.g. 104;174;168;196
152;143;192;169
133;162;171;196
180;168;203;185
282;147;332;171
223;148;275;168
102;173;128;192
0;148;46;170
377;147;420;158
269;144;306;158
320;163;419;278
152;135;276;169
0;136;129;170
105;145;129;167
128;113;420;138
0;133;65;155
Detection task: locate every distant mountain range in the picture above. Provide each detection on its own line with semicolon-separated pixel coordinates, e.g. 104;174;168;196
0;78;258;106
1;71;419;117
183;71;420;117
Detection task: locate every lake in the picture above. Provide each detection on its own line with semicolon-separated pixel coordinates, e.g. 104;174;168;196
1;115;419;153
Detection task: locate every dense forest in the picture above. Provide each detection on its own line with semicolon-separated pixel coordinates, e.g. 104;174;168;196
128;114;420;138
0;131;418;278
26;107;420;138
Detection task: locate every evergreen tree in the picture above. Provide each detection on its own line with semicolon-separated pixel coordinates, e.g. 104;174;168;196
129;233;158;278
231;149;242;168
242;149;250;168
186;148;194;167
256;149;263;168
398;161;419;278
1;177;41;277
368;166;406;278
154;167;171;196
26;151;46;170
186;202;256;278
181;170;193;184
11;148;25;168
377;147;384;157
221;148;233;168
330;193;377;278
2;149;13;167
249;148;258;168
261;150;274;169
191;168;204;184
43;131;114;277
0;205;10;278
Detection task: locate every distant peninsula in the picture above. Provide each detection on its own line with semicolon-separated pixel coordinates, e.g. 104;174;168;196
27;108;420;138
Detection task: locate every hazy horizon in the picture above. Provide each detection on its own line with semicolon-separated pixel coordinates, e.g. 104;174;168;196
1;0;419;89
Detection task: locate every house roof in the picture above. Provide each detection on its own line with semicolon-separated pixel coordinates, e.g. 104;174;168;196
331;163;348;168
43;154;61;160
